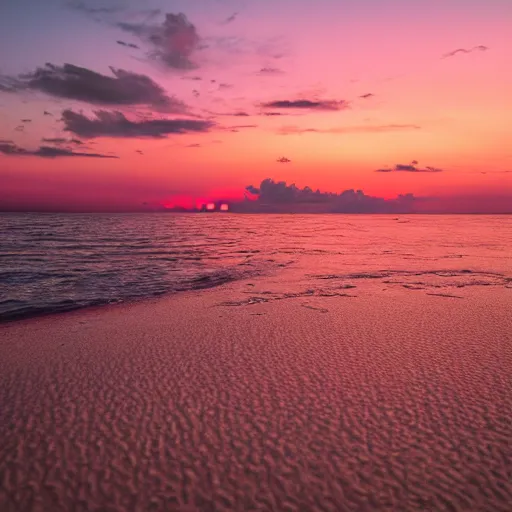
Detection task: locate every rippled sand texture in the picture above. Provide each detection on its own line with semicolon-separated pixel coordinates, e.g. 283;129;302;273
1;285;511;511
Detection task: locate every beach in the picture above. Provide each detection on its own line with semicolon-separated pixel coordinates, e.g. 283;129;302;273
1;272;511;511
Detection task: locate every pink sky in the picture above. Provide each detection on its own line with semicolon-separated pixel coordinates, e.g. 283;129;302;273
0;0;511;212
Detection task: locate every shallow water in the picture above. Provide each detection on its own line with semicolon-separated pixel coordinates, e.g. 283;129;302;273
1;213;511;321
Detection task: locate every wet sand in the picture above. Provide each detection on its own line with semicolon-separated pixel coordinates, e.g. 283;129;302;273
1;279;511;511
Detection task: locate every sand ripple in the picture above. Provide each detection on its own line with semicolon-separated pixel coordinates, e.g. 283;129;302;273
1;288;511;511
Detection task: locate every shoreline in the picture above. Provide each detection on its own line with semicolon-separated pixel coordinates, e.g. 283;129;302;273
1;278;511;510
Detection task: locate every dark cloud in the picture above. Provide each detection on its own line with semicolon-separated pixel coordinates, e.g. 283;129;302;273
245;185;260;195
118;13;200;70
43;111;53;116
278;124;421;135
442;45;488;59
359;93;374;99
240;179;416;213
277;156;291;163
21;119;32;123
0;141;117;158
258;67;284;75
10;63;184;113
15;125;24;132
135;149;144;154
192;89;200;97
264;112;284;116
116;40;140;49
186;143;201;148
376;163;444;173
62;109;214;139
262;99;349;111
0;139;13;144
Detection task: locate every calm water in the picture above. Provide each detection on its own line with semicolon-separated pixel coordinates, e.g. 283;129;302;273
1;213;511;321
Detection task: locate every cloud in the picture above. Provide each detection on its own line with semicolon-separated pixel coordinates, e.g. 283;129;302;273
218;83;233;89
359;93;374;99
43;111;53;116
240;179;416;213
0;141;117;158
118;13;200;69
204;110;250;117
222;12;238;24
375;162;444;173
66;1;123;16
277;156;291;163
135;149;144;154
116;40;140;49
442;45;488;59
62;109;214;139
41;137;84;145
186;143;201;148
21;119;32;123
0;76;22;93
10;63;184;113
181;76;202;81
258;67;284;75
246;185;260;195
278;124;421;135
223;124;258;132
262;99;349;111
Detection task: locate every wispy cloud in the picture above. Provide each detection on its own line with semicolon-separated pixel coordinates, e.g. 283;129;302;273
262;99;349;111
116;40;140;49
258;67;284;75
278;124;421;135
6;63;186;113
66;1;123;16
0;141;117;158
375;162;444;173
222;12;238;25
359;93;374;99
41;137;84;145
62;109;214;139
0;76;21;93
442;45;488;59
277;156;291;163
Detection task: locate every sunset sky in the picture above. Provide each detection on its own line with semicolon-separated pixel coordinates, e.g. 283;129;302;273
1;0;511;212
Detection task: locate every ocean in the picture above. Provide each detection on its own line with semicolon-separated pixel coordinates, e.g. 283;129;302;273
1;213;511;321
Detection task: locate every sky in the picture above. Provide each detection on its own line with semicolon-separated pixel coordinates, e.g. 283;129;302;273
0;0;511;212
